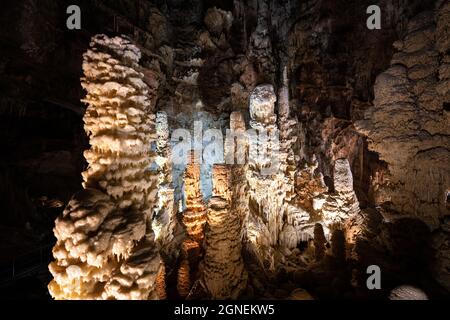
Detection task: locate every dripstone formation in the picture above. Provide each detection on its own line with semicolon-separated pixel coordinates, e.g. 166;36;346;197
48;35;161;300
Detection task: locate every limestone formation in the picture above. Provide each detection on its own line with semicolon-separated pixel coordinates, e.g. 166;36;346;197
48;35;161;300
321;158;360;227
156;263;167;300
182;151;208;244
202;165;247;299
177;258;192;299
313;223;327;261
355;3;450;228
245;84;284;270
389;285;429;300
153;111;179;258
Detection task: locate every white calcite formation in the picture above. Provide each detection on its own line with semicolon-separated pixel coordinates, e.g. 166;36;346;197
245;84;284;269
355;3;450;228
225;111;249;229
389;285;429;300
153;111;179;258
245;83;311;268
277;68;312;248
203;165;247;299
48;35;161;300
320;158;360;228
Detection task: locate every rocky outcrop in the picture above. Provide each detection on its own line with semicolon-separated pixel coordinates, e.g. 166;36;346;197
48;35;161;300
355;3;450;228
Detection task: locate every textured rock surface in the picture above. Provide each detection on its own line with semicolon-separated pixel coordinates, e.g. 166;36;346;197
389;285;429;300
48;35;161;300
355;3;450;228
202;165;247;299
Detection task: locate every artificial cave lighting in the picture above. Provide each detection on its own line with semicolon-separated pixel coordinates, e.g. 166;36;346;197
1;0;449;303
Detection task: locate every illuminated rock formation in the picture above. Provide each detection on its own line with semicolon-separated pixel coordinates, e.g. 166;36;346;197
153;111;179;258
177;258;192;298
246;82;312;269
48;35;161;300
202;165;247;299
176;152;207;297
321;158;360;228
182;151;208;244
245;84;283;270
156;263;167;299
355;3;450;228
389;285;428;300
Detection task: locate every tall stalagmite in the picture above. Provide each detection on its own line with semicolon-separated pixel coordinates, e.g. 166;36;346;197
203;165;247;299
48;35;161;300
177;151;207;297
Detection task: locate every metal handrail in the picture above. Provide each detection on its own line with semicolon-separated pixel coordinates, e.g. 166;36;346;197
0;243;54;285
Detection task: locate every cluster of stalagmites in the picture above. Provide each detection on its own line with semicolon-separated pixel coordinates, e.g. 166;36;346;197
48;35;161;300
243;81;361;274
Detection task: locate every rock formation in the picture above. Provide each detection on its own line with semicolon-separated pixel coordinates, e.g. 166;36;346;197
153;111;180;259
355;2;450;229
176;151;207;297
320;158;360;228
202;165;247;299
245;84;284;270
389;285;429;300
48;35;161;300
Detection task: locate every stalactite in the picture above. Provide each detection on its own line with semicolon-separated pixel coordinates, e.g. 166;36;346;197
48;35;161;300
202;165;247;299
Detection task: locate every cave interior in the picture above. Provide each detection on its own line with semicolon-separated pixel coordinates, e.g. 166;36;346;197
0;0;449;300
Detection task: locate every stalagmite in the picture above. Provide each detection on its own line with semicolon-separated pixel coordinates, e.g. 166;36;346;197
177;258;192;298
182;151;208;244
202;165;247;299
246;84;284;270
177;151;207;297
321;158;360;227
313;223;327;261
153;111;179;258
156;263;167;299
48;35;161;300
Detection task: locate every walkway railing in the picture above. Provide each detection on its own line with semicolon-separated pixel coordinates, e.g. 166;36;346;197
0;243;54;286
